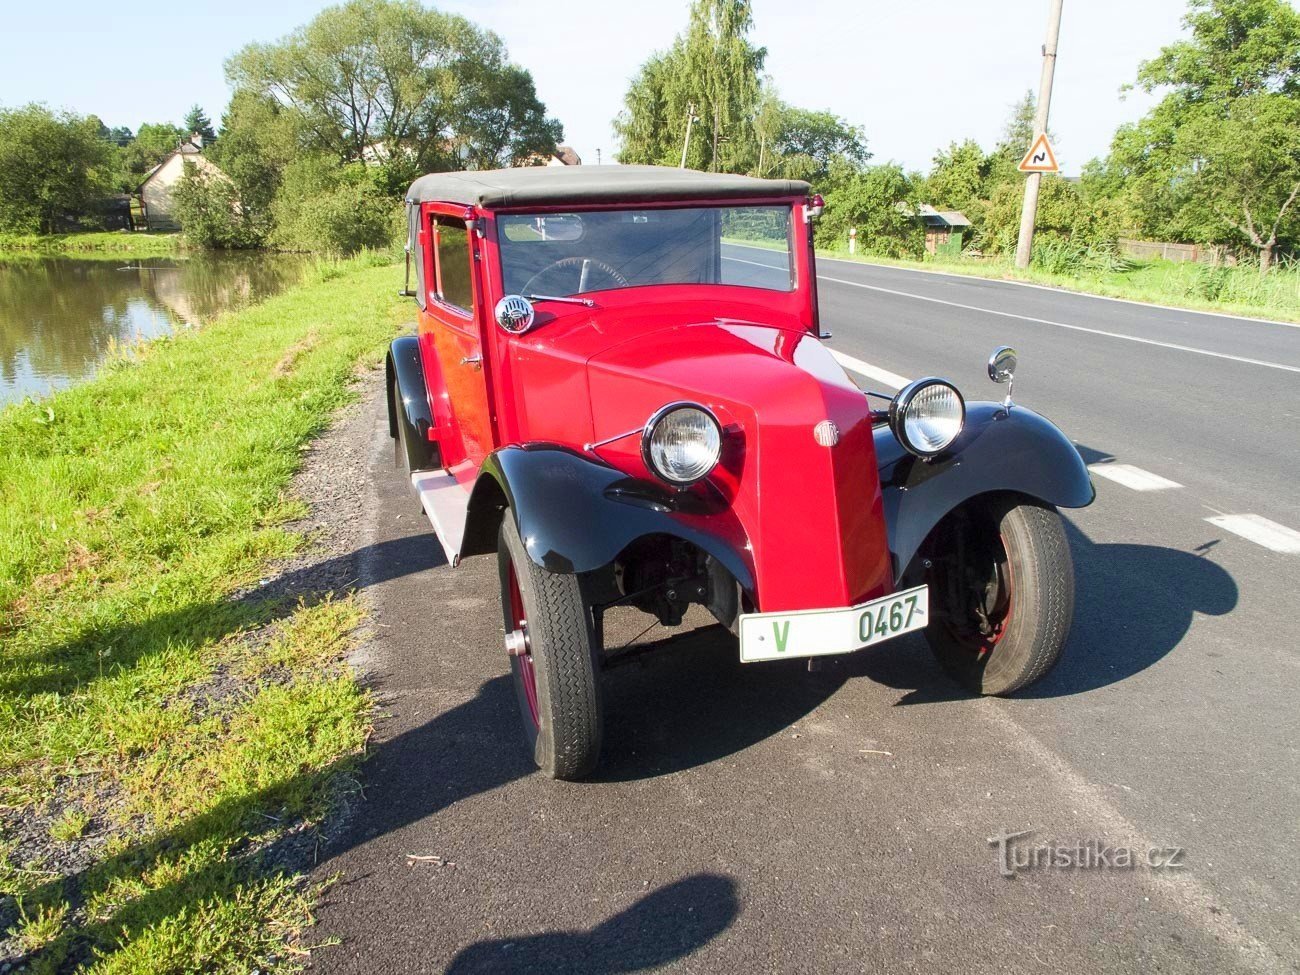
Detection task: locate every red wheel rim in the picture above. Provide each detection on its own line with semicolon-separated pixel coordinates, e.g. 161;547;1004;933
506;561;540;726
930;529;1014;658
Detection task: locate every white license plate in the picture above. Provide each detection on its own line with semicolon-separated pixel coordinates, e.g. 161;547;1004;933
738;585;929;663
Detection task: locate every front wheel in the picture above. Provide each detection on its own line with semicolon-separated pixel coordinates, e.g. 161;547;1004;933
497;516;603;779
921;495;1074;695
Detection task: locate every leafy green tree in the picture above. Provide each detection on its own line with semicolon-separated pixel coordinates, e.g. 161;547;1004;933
207;89;306;239
120;122;186;182
819;162;926;257
924;139;989;216
615;0;766;172
1109;0;1300;270
766;105;869;183
0;104;116;233
183;104;217;143
172;163;261;248
269;156;396;254
226;0;559;171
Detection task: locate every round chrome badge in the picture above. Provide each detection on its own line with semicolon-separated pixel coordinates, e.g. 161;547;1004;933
813;420;840;447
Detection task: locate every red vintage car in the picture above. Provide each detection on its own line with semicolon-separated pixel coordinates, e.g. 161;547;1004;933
388;166;1093;779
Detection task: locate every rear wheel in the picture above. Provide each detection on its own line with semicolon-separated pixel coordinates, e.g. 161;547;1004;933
921;495;1073;695
497;516;603;779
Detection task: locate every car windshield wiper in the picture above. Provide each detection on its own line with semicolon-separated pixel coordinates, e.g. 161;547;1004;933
525;293;595;308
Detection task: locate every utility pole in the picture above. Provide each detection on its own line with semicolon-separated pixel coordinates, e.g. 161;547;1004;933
680;103;698;169
1014;0;1064;270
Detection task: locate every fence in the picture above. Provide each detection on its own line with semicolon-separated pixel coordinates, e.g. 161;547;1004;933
1118;238;1239;265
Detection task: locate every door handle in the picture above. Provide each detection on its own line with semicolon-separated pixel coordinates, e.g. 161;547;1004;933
460;355;482;369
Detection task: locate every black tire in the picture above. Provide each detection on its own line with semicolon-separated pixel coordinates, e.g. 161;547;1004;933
922;495;1073;695
497;516;603;779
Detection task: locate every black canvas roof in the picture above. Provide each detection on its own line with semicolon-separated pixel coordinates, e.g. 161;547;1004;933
406;165;811;209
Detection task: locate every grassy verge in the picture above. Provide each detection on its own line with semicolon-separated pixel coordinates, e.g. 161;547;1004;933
0;232;184;261
0;253;405;972
814;246;1300;323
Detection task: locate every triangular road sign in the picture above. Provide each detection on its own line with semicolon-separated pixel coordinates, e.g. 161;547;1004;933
1018;133;1059;173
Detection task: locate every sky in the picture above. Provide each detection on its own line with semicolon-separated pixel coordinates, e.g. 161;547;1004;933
0;0;1234;176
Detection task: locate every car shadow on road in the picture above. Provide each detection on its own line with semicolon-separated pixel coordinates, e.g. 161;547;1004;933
593;624;847;781
443;873;738;974
852;517;1239;702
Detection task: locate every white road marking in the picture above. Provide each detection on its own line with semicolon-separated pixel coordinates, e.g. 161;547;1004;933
726;242;1300;330
818;276;1300;375
1205;514;1300;554
827;349;909;390
721;254;786;270
1087;464;1183;492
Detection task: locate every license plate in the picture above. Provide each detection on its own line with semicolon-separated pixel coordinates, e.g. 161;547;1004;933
738;585;929;663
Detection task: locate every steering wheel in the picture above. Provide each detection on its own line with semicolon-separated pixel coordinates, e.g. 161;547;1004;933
521;256;629;296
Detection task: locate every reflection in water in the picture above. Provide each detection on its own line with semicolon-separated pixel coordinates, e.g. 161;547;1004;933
0;253;311;404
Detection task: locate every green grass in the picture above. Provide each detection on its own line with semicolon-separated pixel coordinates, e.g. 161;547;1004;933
0;252;405;972
0;231;184;261
814;246;1300;323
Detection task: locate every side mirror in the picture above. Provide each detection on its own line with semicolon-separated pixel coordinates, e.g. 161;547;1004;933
495;295;536;334
987;346;1017;410
987;346;1017;384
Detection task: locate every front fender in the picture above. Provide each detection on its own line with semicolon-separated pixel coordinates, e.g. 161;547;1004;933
386;335;439;472
461;445;755;595
876;402;1094;580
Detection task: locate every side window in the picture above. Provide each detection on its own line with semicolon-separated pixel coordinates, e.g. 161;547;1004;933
407;205;426;309
435;217;474;314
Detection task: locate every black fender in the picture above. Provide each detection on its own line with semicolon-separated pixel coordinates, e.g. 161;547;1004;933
876;401;1094;580
460;445;755;594
385;335;439;472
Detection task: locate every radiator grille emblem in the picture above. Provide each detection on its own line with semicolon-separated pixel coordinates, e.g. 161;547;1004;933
813;420;840;447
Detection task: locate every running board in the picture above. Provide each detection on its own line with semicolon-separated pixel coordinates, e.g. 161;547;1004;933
411;469;470;567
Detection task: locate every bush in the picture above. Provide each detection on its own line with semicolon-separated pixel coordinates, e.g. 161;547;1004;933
819;164;926;259
173;165;265;249
270;158;397;255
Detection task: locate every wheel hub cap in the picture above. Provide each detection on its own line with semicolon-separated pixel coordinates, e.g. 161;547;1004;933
505;625;530;657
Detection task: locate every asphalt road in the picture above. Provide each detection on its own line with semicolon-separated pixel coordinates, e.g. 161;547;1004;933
309;253;1300;974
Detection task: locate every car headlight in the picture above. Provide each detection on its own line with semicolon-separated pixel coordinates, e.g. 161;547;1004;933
642;402;722;485
889;378;965;457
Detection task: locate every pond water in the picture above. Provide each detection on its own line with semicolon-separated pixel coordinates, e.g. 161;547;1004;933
0;252;313;406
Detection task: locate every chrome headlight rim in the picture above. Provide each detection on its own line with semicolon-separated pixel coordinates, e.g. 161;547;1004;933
889;377;966;458
641;401;723;487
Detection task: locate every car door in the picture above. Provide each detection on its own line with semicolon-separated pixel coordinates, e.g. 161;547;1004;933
424;210;496;484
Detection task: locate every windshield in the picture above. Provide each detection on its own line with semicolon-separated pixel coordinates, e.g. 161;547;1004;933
496;205;795;296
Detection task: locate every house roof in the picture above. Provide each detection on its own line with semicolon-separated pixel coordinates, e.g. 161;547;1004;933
407;165;811;209
136;140;208;192
552;145;581;166
900;203;972;228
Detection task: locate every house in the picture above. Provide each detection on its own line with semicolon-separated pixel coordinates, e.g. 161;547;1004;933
137;136;225;231
911;204;971;256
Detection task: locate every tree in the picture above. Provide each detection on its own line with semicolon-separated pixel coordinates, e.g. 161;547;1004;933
819;163;926;258
924;139;989;216
0;104;115;233
207;89;306;236
1176;93;1300;271
183;104;216;143
226;0;559;172
1114;0;1300;270
614;0;766;172
765;105;869;183
120;122;186;182
172;164;261;248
